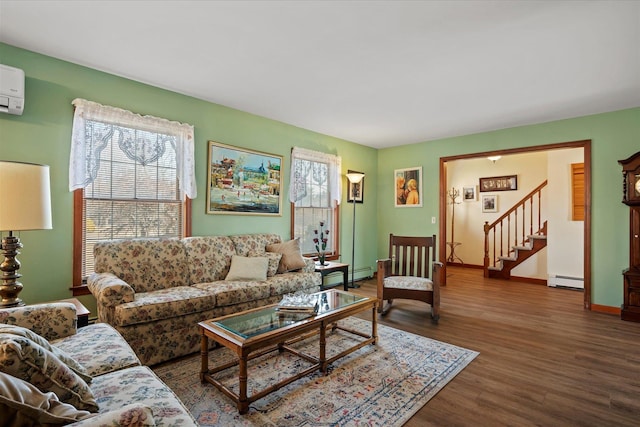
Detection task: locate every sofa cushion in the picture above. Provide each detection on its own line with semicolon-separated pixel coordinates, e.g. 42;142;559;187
70;403;156;426
183;235;236;284
268;272;323;296
0;371;92;425
0;334;98;412
192;281;272;307
230;233;281;256
94;238;189;293
225;255;269;281
0;324;91;384
52;323;140;377
248;251;282;277
266;238;307;273
113;287;217;327
90;366;196;425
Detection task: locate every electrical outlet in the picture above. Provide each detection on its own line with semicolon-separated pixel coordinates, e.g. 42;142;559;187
431;217;436;224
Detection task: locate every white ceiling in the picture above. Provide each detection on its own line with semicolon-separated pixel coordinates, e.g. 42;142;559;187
1;1;639;149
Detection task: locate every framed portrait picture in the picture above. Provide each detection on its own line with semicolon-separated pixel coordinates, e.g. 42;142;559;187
394;167;423;207
206;141;283;215
347;169;364;203
482;194;498;213
463;186;477;202
479;175;518;192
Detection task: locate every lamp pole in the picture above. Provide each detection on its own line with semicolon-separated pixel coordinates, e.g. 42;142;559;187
346;172;365;289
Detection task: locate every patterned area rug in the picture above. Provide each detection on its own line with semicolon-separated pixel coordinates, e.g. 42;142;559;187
153;317;478;426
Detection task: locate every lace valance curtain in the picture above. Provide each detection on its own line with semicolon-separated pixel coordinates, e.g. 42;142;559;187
289;147;342;206
69;98;197;199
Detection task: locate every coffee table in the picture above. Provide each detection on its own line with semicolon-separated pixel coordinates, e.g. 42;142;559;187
198;289;377;414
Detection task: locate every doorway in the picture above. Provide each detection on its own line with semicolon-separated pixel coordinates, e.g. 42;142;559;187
438;140;592;309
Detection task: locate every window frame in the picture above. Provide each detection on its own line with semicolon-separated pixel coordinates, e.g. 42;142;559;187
290;203;340;261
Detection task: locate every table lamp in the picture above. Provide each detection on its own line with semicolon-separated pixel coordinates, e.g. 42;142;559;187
0;161;52;307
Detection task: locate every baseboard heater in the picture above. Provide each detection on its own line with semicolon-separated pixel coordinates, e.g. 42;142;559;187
547;274;584;290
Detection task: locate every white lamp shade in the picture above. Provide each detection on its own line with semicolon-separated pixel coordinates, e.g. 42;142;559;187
346;172;365;184
0;161;52;231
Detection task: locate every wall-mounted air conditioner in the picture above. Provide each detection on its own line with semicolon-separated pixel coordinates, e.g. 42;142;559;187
0;64;25;115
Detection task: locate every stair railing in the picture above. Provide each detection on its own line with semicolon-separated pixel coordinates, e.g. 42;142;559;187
483;180;547;277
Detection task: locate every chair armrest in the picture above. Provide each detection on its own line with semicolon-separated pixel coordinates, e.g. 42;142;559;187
301;257;316;273
87;272;135;308
432;261;444;286
0;302;77;341
376;258;391;278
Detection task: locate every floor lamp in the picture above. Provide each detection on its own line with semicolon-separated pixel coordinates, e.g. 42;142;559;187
0;161;52;307
346;172;365;289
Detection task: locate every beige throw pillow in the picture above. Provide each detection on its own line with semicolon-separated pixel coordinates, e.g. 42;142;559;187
266;238;306;273
225;255;269;281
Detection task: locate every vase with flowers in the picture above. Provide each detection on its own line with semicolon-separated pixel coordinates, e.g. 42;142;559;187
313;221;330;266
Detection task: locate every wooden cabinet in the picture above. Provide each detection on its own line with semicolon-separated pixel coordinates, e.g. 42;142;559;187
619;152;640;322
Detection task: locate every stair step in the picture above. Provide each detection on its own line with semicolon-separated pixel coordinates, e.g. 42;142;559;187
529;234;547;240
497;256;517;261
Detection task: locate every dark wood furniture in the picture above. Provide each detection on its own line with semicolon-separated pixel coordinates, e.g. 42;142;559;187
198;290;377;414
619;151;640;322
376;234;442;324
314;261;349;291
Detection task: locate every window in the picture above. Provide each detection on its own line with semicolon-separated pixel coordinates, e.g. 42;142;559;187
289;148;342;258
70;99;196;293
571;162;584;221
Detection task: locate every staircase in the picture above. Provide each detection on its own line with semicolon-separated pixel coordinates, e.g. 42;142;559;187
484;180;547;279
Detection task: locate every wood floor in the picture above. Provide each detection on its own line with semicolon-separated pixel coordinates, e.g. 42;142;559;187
351;266;640;426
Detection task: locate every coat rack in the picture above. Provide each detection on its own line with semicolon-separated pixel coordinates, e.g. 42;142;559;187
447;187;463;263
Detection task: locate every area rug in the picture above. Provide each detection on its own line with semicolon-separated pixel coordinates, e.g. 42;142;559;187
153;317;478;426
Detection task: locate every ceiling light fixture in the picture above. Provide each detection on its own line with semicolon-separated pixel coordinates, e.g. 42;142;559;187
487;156;502;163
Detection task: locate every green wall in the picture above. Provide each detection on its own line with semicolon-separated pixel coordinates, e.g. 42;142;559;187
1;42;638;311
0;43;378;313
377;107;640;308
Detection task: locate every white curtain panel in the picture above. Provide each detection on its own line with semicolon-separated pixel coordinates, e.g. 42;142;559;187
289;147;342;206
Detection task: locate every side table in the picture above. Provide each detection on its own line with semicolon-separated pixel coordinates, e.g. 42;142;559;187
314;262;349;291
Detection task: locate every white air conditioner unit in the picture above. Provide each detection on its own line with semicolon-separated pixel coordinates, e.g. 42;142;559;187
0;64;25;115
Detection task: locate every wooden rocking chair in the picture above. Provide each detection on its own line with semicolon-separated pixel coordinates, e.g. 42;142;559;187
377;234;442;324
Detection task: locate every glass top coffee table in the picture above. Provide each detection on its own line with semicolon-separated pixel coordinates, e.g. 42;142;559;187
198;289;377;414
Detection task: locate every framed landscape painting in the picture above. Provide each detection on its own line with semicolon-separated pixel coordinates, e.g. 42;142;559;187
206;141;283;215
394;167;423;207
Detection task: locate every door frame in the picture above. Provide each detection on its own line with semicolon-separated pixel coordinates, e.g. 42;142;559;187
439;139;592;309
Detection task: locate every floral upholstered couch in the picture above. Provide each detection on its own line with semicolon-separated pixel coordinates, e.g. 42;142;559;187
0;302;196;426
88;233;321;365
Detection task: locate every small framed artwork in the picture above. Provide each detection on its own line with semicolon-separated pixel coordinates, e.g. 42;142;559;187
479;175;518;192
347;169;364;203
463;186;477;202
395;166;423;207
482;194;498;213
206;141;283;215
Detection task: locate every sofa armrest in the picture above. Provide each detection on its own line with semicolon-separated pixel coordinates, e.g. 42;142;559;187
87;272;135;308
301;257;316;273
70;404;156;426
0;302;77;341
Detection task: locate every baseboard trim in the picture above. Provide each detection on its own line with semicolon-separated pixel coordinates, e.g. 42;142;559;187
445;262;483;269
511;275;547;286
590;304;621;315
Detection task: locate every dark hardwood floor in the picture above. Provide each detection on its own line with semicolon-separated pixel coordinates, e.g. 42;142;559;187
352;266;640;426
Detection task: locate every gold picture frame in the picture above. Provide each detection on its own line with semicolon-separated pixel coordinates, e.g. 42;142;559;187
206;141;283;215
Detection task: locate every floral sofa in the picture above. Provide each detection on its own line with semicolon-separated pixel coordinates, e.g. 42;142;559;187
0;302;196;426
88;233;321;365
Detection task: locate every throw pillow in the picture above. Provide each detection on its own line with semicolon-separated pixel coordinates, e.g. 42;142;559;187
248;250;282;277
0;324;92;384
0;334;99;412
0;371;92;425
266;238;306;273
225;255;269;281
